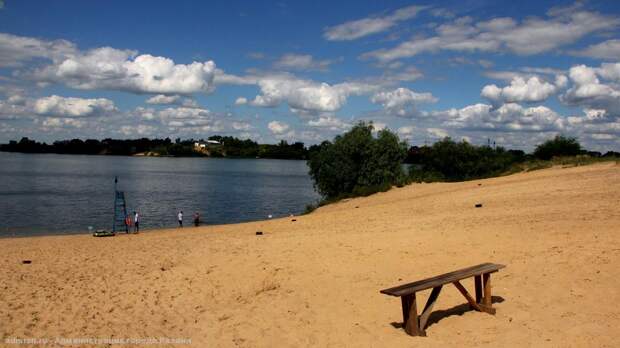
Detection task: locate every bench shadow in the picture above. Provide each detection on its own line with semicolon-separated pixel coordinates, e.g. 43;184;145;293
390;295;505;330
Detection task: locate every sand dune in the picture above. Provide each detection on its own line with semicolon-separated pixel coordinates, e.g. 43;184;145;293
1;162;619;347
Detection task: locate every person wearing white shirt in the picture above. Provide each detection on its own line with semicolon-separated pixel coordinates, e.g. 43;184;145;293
134;211;140;233
178;211;183;227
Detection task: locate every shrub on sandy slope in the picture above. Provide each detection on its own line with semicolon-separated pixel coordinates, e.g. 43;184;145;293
407;138;524;182
307;122;407;200
533;135;582;160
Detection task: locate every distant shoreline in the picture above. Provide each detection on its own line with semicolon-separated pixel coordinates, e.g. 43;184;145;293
0;136;311;160
0;149;306;160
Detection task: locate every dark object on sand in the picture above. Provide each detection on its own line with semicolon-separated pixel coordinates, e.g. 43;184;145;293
380;263;506;337
93;229;115;237
291;219;297;222
22;260;32;264
256;231;263;235
475;203;483;208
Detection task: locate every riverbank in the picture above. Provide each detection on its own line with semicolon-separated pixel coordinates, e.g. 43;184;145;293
0;136;309;160
1;162;619;347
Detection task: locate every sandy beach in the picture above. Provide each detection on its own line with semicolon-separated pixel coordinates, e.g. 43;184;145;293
1;162;619;347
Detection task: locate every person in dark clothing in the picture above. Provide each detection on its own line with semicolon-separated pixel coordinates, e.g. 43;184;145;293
194;212;200;227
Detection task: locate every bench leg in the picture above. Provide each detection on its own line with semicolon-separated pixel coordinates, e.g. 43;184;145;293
401;294;422;336
475;275;482;304
479;273;496;314
453;280;483;312
401;295;411;326
418;286;442;334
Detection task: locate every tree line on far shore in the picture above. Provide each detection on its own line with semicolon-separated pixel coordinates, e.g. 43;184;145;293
0;136;309;160
306;122;619;209
2;125;619;205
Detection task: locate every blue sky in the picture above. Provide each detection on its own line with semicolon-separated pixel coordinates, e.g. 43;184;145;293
0;0;619;151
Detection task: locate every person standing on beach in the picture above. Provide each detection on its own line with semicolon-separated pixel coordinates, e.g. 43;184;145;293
194;212;200;227
124;214;131;233
178;210;183;227
134;211;140;233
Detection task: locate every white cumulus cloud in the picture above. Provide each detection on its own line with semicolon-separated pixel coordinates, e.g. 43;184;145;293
24;43;217;95
232;121;253;131
397;125;416;140
436;102;565;132
146;94;181;105
0;33;226;126
324;5;427;41
481;76;562;103
40;117;86;129
574;39;620;60
274;53;335;71
307;115;350;131
362;6;619;62
33;95;116;117
561;63;620;118
427;128;449;138
146;94;199;108
371;87;437;117
268;120;290;134
248;73;378;114
0;32;77;67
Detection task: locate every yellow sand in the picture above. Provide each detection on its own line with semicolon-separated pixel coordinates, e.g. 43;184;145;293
1;162;619;347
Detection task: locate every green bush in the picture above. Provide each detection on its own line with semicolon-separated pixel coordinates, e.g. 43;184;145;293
525;160;553;172
352;182;392;197
407;138;523;182
533;135;582;160
307;122;407;200
408;167;445;183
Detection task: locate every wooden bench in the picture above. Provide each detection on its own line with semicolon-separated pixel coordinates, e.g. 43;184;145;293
380;262;505;336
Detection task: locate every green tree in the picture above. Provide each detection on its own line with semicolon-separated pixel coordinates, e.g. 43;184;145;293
408;138;523;181
533;135;582;160
307;122;407;199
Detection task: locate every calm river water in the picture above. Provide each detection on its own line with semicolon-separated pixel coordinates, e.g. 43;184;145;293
0;152;320;237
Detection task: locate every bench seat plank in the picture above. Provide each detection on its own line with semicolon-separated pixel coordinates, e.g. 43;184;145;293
380;263;505;297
